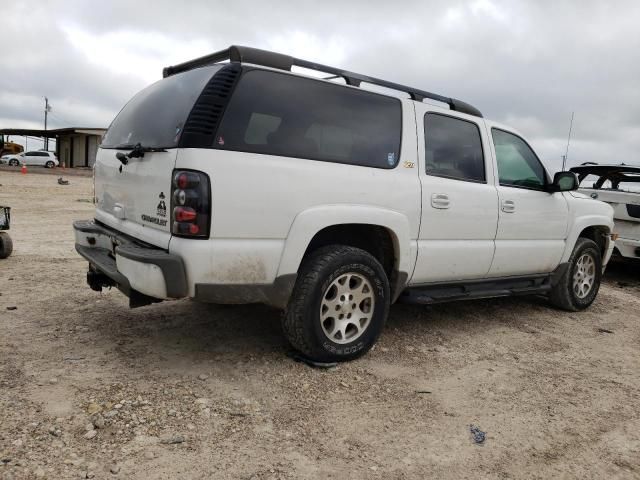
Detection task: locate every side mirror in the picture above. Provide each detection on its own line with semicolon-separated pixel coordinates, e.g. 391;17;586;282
549;171;579;193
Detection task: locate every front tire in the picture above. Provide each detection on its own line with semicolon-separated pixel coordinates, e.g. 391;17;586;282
549;237;602;311
283;245;390;362
9;159;18;167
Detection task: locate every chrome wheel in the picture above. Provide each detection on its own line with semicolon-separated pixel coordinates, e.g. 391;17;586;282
573;253;596;299
320;273;375;344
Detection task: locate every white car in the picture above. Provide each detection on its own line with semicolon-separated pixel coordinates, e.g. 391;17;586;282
572;164;640;260
74;45;615;362
1;151;59;168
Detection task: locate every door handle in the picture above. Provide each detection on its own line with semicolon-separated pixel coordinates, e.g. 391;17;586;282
501;200;515;213
431;193;450;209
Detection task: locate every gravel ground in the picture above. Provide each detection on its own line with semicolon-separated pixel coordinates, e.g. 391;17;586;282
0;171;639;480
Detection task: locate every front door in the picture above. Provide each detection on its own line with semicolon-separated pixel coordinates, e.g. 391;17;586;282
487;127;569;276
411;108;499;284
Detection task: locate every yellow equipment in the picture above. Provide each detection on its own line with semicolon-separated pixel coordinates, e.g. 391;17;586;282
0;134;24;157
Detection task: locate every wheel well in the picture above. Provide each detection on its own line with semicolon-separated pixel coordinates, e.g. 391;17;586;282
303;224;397;280
578;226;609;257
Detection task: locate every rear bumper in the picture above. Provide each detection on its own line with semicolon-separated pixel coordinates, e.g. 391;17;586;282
73;220;187;306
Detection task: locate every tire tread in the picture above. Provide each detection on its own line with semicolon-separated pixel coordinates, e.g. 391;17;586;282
549;237;601;311
283;245;388;361
0;232;13;259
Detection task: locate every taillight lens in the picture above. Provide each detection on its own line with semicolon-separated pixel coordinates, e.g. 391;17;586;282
171;170;210;238
175;171;200;190
174;206;197;222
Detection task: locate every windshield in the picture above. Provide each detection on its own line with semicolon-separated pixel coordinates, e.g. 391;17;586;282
101;66;221;149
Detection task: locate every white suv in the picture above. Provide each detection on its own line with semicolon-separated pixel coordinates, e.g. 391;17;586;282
2;150;58;168
74;46;615;362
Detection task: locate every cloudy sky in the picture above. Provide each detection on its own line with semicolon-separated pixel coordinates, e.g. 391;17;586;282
2;0;639;170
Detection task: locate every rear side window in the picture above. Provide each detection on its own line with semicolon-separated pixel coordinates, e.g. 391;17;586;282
216;70;402;169
101;65;221;149
424;113;485;182
492;129;546;190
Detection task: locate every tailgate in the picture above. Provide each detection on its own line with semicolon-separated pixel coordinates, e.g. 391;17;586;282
94;148;177;249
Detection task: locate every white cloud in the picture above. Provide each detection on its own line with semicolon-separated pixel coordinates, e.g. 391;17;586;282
60;23;214;84
265;31;351;66
470;0;507;22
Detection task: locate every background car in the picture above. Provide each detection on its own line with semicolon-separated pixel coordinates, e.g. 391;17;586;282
1;151;59;168
571;164;640;260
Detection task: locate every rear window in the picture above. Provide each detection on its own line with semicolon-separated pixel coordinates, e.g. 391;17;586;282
215;70;402;168
424;113;485;182
101;66;221;149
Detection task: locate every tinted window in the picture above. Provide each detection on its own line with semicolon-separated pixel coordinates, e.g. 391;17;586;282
216;70;402;169
492;129;546;190
101;66;221;149
424;113;485;182
25;151;38;156
244;113;281;144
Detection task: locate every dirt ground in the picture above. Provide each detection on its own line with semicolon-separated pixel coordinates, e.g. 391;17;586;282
1;170;639;480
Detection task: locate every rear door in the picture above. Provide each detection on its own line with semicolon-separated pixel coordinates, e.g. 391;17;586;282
411;107;499;284
94;65;222;249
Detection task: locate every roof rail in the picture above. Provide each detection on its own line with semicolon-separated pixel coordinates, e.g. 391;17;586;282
163;46;483;118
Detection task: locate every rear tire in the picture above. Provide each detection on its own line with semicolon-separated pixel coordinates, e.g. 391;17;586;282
45;161;54;168
0;232;13;259
549;237;602;311
283;245;390;362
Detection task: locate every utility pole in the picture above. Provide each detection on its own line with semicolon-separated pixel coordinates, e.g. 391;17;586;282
44;97;51;150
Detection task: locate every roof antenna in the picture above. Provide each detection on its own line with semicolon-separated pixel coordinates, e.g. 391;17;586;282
561;112;574;171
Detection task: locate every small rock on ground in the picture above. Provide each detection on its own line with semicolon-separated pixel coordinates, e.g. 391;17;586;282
159;434;185;445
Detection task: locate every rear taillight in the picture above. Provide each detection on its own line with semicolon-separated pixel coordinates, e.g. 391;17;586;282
171;170;210;238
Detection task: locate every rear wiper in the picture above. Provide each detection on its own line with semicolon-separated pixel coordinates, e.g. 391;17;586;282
115;143;167;165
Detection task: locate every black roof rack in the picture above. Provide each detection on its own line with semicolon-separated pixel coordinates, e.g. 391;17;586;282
163;45;483;118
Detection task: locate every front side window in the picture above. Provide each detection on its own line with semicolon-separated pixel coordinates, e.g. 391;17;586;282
492;129;547;190
424;113;485;182
216;70;402;169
